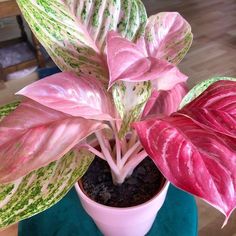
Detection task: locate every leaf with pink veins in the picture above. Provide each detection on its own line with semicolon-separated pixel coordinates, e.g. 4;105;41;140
179;80;236;138
134;114;236;225
106;31;187;88
142;82;188;118
0;99;105;184
136;12;193;64
17;72;115;121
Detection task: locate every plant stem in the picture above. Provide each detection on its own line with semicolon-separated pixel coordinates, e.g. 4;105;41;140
122;149;148;178
128;131;138;149
81;144;105;160
121;141;141;167
110;121;122;169
95;131;120;176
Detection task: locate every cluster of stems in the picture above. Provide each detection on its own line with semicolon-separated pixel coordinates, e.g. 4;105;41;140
82;121;148;185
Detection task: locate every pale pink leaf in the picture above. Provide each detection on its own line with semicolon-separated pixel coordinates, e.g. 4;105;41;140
0;99;104;183
107;31;187;88
137;12;193;64
134;114;236;222
143;83;188;117
17;72;115;121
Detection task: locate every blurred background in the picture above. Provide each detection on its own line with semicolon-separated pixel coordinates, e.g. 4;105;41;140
0;0;236;235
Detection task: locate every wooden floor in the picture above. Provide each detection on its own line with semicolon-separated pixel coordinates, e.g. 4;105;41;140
143;0;236;235
0;0;236;235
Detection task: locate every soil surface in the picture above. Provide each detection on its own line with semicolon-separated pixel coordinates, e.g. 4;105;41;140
80;157;165;208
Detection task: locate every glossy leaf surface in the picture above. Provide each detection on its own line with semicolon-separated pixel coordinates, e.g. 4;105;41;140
180;80;236;137
0;100;104;183
143;82;188;117
134;114;236;222
134;80;236;223
17;72;115;121
137;12;193;64
107;31;187;88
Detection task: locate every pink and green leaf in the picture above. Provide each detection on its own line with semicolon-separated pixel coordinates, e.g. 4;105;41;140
17;72;115;121
107;31;187;88
0;147;94;229
0;100;105;183
17;0;147;83
179;79;236;138
180;76;236;108
143;82;188;117
112;81;151;138
137;12;193;64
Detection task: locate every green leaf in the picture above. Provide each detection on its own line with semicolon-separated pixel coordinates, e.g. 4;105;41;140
112;81;151;138
0;148;94;229
0;101;20;121
17;0;147;84
180;77;236;108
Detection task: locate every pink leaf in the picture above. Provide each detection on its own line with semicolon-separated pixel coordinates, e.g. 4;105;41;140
142;83;188;117
0;99;105;183
137;12;193;64
107;31;187;88
17;72;115;121
179;80;236;138
134;114;236;223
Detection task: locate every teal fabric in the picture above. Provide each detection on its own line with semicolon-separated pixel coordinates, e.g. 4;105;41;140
18;185;198;236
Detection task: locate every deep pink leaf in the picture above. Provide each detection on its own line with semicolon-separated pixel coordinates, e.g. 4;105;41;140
134;114;236;222
142;83;188;117
136;12;192;64
0;99;105;183
106;31;187;88
17;72;115;121
180;80;236;138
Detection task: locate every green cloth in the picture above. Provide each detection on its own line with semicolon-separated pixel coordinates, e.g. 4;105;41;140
18;185;198;236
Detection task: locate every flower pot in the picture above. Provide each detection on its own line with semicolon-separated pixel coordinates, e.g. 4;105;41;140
75;180;170;236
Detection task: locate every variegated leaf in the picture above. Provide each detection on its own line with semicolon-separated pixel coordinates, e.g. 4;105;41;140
17;72;116;121
142;83;188;117
0;99;104;183
0;101;20;121
107;30;187;88
112;81;151;138
17;0;147;84
137;12;193;64
180;77;236;108
179;80;236;138
0;148;94;229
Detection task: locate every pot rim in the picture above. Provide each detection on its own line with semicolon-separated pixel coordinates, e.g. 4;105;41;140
75;178;170;212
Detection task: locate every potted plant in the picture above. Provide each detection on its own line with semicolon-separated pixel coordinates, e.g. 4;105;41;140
0;0;236;235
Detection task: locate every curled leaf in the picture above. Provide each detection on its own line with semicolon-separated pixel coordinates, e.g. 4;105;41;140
137;12;193;64
107;31;187;88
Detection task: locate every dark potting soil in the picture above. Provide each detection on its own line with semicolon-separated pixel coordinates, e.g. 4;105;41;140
80;157;165;208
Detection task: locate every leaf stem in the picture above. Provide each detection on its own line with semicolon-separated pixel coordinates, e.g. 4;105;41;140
121;141;141;166
95;131;119;176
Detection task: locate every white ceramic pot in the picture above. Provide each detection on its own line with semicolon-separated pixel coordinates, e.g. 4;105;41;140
75;180;170;236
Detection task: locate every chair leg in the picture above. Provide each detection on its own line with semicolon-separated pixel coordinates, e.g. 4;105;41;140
16;15;28;41
0;63;6;82
32;33;45;68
